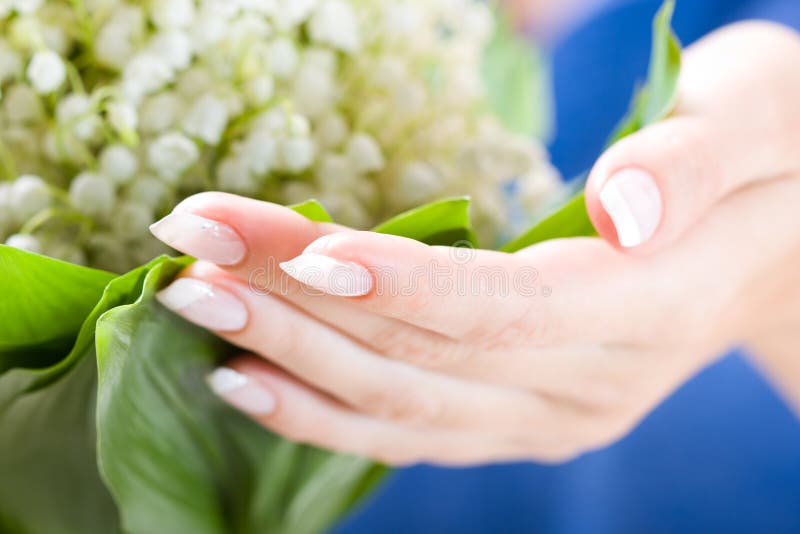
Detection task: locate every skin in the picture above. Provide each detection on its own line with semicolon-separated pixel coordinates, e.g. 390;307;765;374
154;21;800;466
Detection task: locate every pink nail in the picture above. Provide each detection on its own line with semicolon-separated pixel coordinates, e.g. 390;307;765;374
280;252;373;297
150;212;246;265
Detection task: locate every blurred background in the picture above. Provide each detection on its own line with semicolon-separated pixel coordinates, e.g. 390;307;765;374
336;1;800;532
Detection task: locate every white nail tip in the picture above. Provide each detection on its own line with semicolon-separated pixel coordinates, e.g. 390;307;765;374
206;367;276;416
599;169;662;248
149;212;246;265
280;253;373;297
156;278;215;310
156;278;248;332
207;367;249;394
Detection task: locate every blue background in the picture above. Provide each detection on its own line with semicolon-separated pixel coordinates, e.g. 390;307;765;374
335;1;800;532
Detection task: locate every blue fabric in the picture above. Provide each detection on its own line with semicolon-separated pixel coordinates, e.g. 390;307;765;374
335;2;800;532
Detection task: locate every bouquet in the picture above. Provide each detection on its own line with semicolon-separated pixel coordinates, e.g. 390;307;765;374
0;0;680;533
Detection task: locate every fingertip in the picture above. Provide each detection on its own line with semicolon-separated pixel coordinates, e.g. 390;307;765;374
587;166;664;252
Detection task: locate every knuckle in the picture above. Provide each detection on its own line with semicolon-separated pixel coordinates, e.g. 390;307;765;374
356;383;443;426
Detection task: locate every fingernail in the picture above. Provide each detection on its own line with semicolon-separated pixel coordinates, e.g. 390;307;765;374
280;252;373;297
599;168;663;248
207;367;276;416
149;212;246;265
156;278;248;331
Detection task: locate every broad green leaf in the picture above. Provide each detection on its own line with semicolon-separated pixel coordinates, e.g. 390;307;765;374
289;199;334;223
94;257;380;534
482;11;552;140
503;0;681;250
373;197;478;247
0;245;114;374
0;257;180;533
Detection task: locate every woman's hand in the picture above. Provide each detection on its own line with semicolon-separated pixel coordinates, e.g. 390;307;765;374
150;22;800;466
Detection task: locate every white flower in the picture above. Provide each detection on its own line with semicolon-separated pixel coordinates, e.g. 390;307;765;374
56;94;101;141
346;133;384;173
316;153;357;191
95;5;145;69
148;132;199;182
244;74;274;106
11;174;51;222
315;113;348;148
107;99;139;142
273;0;316;31
126;175;169;210
292;64;336;117
148;31;194;70
0;41;22;83
176;66;214;98
268;37;298;79
216;157;259;195
10;0;43;15
190;4;229;51
309;0;360;53
382;3;422;37
100;144;139;184
5;233;41;253
122;53;174;102
238;134;277;175
69;172;116;218
151;0;195;29
279;138;316;173
26;50;66;94
140;92;185;134
3;84;42;123
394;162;444;207
182;94;229;145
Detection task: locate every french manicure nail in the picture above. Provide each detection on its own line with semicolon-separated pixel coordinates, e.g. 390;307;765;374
599;168;663;248
156;278;248;331
280;252;373;297
207;367;276;416
149;212;246;265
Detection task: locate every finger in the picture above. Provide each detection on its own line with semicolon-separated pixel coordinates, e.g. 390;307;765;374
210;356;566;466
150;192;471;365
279;230;615;344
586;22;800;253
156;262;581;439
150;191;344;283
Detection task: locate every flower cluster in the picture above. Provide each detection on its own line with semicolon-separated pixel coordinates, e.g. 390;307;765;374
0;0;560;272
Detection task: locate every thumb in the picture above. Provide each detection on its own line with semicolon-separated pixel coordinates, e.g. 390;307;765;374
585;115;789;253
585;22;800;254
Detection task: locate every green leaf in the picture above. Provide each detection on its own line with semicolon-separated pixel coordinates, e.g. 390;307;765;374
500;192;596;252
94;257;381;534
0;245;114;374
0;257;179;533
608;0;681;144
482;11;552;140
372;197;478;247
289;199;334;223
503;0;681;250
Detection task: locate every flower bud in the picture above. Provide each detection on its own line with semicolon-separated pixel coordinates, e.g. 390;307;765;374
11;174;51;222
147;132;199;182
5;233;41;253
69;172;116;218
346;133;384;173
100;144;139;184
183;94;229;145
27;50;66;93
